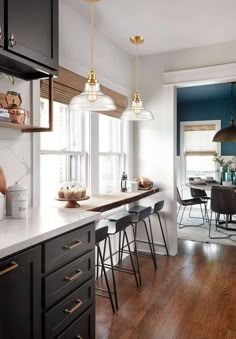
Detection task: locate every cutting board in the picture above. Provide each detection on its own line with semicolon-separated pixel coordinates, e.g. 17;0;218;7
0;167;6;195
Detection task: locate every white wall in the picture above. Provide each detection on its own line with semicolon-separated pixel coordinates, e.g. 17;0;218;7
134;40;236;255
59;1;133;96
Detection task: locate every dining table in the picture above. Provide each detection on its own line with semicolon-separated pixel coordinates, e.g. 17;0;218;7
188;181;236;192
187;181;221;191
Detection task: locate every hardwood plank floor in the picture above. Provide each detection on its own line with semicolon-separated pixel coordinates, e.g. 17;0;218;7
96;240;236;339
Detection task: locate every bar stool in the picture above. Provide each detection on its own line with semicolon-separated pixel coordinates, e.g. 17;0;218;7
103;212;142;289
95;225;118;313
151;200;169;256
127;206;157;269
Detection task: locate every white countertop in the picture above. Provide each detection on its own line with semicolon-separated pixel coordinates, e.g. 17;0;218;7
0;207;101;259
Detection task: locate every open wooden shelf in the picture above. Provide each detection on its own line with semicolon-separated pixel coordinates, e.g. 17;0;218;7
0;76;53;133
0;122;50;132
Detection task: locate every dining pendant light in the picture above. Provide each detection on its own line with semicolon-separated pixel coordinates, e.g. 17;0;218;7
213;82;236;142
121;36;154;121
69;0;116;112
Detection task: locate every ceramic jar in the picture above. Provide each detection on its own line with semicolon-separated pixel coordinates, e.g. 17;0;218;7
6;182;28;218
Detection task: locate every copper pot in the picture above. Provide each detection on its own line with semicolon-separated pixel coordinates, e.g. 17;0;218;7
6;91;28;125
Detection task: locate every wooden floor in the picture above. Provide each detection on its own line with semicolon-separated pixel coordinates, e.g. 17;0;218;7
96;240;236;339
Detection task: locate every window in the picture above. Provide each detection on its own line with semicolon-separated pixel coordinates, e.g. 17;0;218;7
99;114;124;193
39;67;129;204
40;98;86;205
181;122;220;182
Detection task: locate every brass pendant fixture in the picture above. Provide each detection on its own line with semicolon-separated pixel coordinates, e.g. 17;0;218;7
121;36;154;121
213;82;236;142
69;0;116;112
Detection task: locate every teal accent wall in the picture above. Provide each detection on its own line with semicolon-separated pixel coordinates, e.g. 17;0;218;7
177;99;236;156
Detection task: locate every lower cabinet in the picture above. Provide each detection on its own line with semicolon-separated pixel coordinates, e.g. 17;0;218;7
0;222;96;339
57;306;95;339
0;246;41;339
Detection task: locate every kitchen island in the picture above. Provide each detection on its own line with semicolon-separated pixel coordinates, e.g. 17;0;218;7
0;188;160;338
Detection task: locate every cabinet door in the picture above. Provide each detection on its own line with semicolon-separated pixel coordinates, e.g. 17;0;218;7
0;246;41;339
0;0;4;48
6;0;58;70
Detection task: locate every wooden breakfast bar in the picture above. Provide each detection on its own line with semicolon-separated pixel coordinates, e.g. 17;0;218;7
75;187;160;212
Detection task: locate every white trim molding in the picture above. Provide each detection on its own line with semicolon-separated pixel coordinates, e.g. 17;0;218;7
163;62;236;87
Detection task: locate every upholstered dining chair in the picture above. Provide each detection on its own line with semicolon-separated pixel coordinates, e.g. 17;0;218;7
209;186;236;239
177;187;205;228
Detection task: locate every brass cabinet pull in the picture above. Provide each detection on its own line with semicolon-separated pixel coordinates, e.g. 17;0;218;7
8;32;16;48
0;26;4;42
64;299;83;315
64;240;82;250
64;269;83;282
0;261;18;276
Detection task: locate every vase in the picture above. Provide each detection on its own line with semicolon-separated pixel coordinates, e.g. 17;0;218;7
220;165;228;184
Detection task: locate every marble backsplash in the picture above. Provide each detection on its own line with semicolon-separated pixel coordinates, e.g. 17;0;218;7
0;78;32;205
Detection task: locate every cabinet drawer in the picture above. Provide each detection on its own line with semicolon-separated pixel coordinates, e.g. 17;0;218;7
57;305;95;339
43;223;95;273
45;279;95;338
44;250;95;308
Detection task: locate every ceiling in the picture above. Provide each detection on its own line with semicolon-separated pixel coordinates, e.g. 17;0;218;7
177;83;234;103
67;0;236;55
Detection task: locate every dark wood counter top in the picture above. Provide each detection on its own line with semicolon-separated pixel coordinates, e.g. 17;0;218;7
78;187;160;212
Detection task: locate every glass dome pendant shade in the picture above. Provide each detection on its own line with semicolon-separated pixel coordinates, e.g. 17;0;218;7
69;70;116;112
121;36;154;121
213;82;236;142
69;0;116;112
121;90;154;121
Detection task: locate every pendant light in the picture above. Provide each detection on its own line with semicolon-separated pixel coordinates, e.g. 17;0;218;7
121;36;154;121
69;0;116;112
213;82;236;142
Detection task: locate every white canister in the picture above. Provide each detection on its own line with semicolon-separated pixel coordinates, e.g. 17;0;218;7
0;193;4;221
12;197;27;219
6;182;28;218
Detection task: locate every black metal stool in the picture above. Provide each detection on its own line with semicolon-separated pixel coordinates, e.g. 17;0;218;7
151;200;169;256
103;212;142;288
95;225;118;313
127;206;157;269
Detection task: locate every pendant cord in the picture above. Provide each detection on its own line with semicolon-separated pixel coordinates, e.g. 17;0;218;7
90;1;94;71
136;44;139;92
231;82;234;121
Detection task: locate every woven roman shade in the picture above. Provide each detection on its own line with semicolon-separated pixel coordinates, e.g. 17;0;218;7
183;123;217;156
40;67;128;119
184;124;216;132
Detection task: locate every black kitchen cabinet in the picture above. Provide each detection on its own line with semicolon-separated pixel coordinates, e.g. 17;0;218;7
0;246;41;339
0;222;96;339
0;0;4;48
0;0;58;80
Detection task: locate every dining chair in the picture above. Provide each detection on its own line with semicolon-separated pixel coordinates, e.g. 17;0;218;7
189;187;210;221
177;187;205;228
209;186;236;239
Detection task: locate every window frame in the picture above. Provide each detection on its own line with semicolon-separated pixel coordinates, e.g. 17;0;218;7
39;99;88;204
180;120;221;186
98;113;126;193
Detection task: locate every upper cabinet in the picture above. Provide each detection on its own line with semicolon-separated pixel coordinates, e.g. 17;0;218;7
0;0;4;49
0;0;58;80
